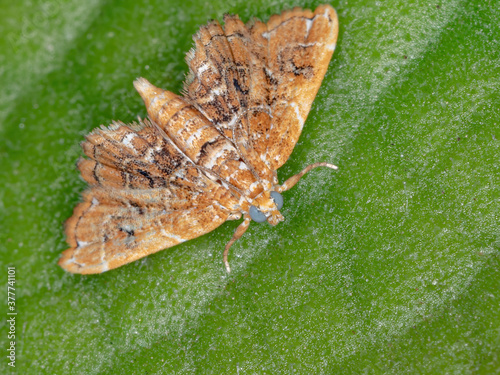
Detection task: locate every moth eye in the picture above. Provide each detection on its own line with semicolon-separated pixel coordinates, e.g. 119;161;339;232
270;191;284;210
249;205;267;223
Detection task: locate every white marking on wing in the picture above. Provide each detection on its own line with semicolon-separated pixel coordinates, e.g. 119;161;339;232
204;143;234;169
265;67;274;80
326;43;336;51
185;125;212;147
305;18;313;37
161;229;186;243
144;148;155;162
290;102;305;129
197;62;210;75
122;133;137;149
298;42;317;48
212;87;223;96
121;224;134;233
248;181;260;192
227;114;239;128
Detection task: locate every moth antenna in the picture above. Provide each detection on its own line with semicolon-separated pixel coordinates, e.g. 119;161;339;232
278;162;338;192
223;215;251;272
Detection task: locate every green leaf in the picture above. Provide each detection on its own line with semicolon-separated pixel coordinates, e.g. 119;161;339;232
1;0;499;373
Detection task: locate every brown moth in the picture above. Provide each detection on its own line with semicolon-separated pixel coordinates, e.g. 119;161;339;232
59;4;339;274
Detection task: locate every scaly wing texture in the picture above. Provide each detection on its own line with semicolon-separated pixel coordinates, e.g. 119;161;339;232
258;5;338;170
182;14;276;186
134;79;264;195
183;4;338;174
60;120;238;274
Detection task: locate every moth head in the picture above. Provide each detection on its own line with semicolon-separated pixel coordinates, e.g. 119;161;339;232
249;191;284;226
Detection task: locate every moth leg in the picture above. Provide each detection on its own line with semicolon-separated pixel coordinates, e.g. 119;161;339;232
278;162;338;192
223;214;251;273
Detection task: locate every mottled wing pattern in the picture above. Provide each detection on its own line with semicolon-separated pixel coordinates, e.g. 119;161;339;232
183;5;338;173
60;120;238;274
78;120;201;191
183;19;242;139
61;189;231;274
183;13;276;185
258;5;338;170
133;79;268;196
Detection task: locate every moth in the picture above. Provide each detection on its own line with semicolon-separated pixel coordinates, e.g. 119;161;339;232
59;4;339;274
